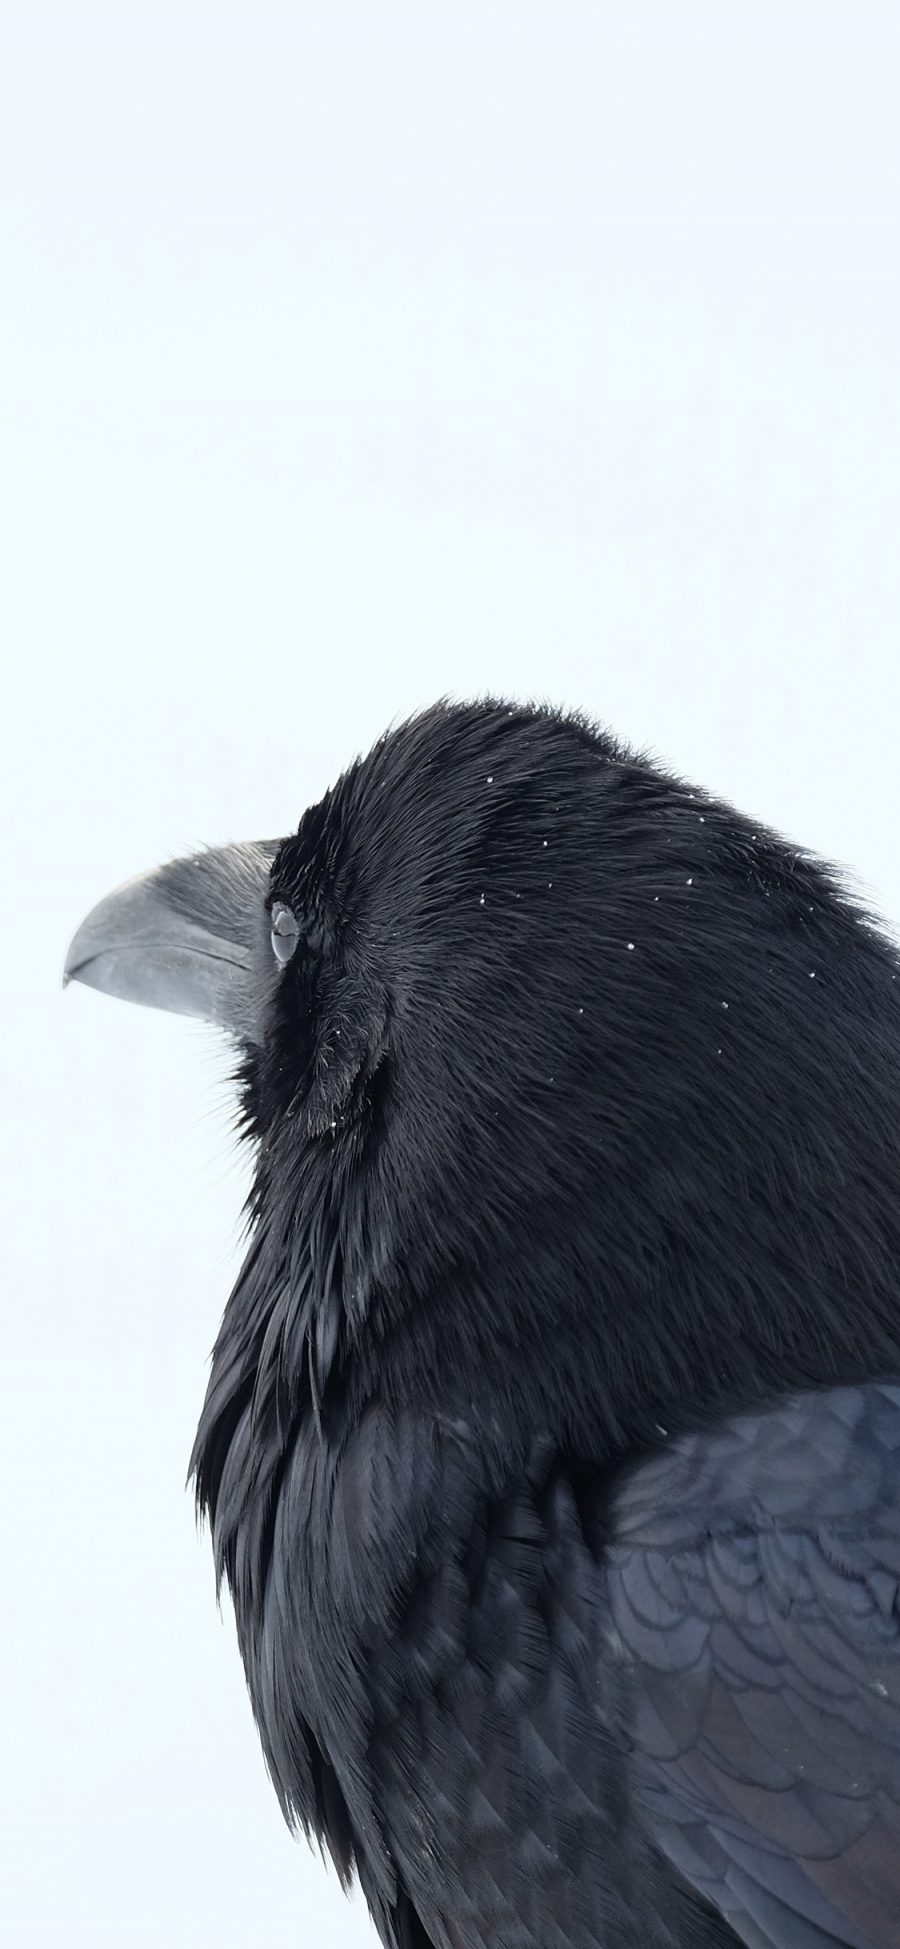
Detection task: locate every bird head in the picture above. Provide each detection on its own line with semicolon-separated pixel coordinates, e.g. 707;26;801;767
64;699;900;1453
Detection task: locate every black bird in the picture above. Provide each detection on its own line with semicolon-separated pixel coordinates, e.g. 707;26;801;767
65;700;900;1949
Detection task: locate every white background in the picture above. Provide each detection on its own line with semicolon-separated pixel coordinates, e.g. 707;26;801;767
2;5;900;1944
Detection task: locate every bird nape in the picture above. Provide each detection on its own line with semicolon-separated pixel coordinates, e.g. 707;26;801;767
65;699;900;1949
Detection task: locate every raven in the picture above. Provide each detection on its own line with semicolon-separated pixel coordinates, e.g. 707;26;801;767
65;700;900;1949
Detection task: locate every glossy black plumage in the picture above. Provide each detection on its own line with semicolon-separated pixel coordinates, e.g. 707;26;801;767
70;701;900;1947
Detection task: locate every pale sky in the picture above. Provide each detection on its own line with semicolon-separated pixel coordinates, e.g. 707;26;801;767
3;5;900;1944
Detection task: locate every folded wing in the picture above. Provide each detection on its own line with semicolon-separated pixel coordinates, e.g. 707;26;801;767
610;1383;900;1948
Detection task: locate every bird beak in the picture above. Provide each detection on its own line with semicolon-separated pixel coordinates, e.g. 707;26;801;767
63;841;280;1042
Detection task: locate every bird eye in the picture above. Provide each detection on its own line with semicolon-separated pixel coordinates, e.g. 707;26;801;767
270;902;300;965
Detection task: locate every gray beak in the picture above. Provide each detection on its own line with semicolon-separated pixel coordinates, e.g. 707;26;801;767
63;841;281;1042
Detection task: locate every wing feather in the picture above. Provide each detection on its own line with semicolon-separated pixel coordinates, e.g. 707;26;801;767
609;1383;900;1947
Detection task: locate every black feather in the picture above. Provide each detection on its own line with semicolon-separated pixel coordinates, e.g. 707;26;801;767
183;700;900;1947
